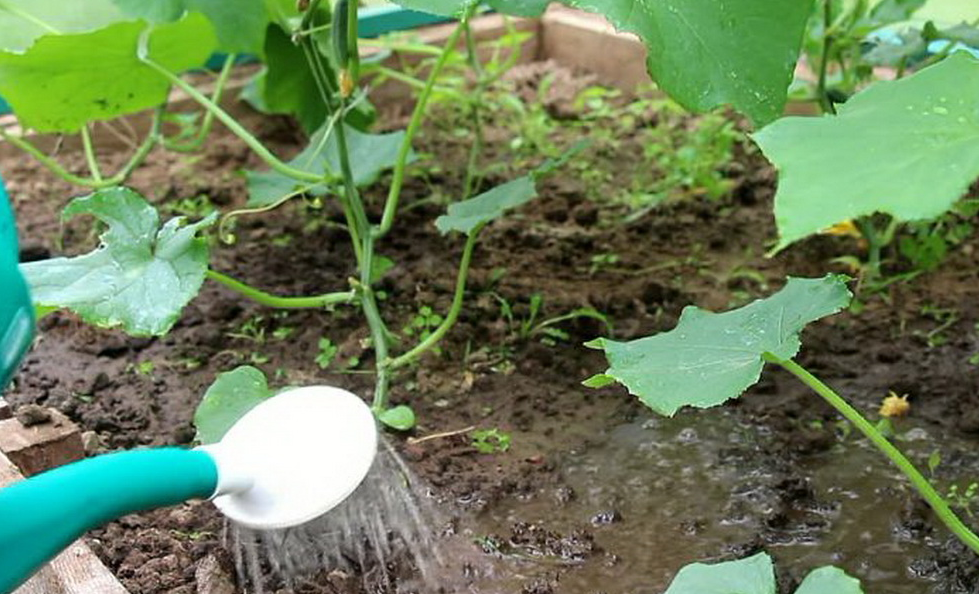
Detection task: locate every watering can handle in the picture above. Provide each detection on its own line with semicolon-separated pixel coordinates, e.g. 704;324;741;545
0;448;218;594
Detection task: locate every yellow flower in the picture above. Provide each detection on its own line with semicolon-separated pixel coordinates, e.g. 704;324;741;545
821;219;863;239
879;392;910;418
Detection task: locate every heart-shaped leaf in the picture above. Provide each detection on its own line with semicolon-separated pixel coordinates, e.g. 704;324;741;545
663;552;775;594
21;187;216;336
794;566;863;594
0;12;216;132
754;52;979;250
194;366;274;444
586;275;852;416
378;405;416;431
435;176;537;235
245;123;409;207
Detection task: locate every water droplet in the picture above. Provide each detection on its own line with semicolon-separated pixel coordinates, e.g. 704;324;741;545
933;106;949;115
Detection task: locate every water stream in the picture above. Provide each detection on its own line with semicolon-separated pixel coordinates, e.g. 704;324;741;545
229;439;464;593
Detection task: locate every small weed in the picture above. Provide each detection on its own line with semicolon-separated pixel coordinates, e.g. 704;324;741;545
315;338;339;369
227;316;266;344
128;361;155;376
589;252;620;275
403;306;444;354
948;483;979;517
272;326;295;341
472;428;511;454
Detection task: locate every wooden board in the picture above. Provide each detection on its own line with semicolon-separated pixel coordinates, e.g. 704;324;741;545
1;446;129;593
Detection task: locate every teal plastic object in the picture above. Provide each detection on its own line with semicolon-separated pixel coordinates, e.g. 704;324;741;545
0;174;35;391
0;448;218;593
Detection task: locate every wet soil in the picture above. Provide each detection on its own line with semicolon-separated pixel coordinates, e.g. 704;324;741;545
4;61;979;594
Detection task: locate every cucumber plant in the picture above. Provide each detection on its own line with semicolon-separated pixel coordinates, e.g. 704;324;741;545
7;0;590;430
587;275;979;563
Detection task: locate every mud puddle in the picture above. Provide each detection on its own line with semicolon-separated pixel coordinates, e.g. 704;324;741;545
464;409;977;593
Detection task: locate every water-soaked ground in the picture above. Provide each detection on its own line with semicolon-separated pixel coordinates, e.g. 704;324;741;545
4;61;979;593
466;409;975;593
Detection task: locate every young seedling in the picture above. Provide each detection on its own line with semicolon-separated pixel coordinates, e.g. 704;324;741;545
471;428;511;454
587;274;979;557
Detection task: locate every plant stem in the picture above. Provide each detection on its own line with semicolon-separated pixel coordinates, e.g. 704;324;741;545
1;108;162;188
374;5;476;239
139;54;325;184
80;125;103;183
856;217;883;283
371;65;465;99
206;270;355;308
165;53;237;153
817;0;837;115
334;107;393;410
763;352;979;555
462;20;486;199
387;227;481;370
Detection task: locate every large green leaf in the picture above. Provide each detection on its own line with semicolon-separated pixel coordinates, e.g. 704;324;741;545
113;0;268;54
794;566;864;594
194;366;274;444
0;13;216;132
435;176;537;235
586;275;851;416
663;552;775;594
389;0;812;123
567;0;813;125
754;52;979;250
245;123;408;206
916;0;979;23
20;187;216;336
388;0;471;17
487;0;550;17
262;23;331;133
0;0;126;52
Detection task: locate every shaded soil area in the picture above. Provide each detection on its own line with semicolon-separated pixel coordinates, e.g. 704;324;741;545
3;62;979;593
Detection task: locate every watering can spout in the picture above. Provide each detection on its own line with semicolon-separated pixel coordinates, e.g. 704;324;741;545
0;448;219;594
0;387;377;594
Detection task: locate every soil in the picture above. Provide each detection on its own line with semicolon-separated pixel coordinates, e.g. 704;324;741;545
4;60;979;594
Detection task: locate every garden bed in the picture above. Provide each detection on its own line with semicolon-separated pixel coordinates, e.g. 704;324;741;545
4;10;979;594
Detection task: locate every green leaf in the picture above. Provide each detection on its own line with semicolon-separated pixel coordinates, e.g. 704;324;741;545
487;0;550;17
194;366;273;444
794;566;863;594
565;0;814;125
589;275;851;416
370;255;395;284
0;13;217;133
754;52;979;250
0;0;126;52
663;552;775;594
435;176;537;235
869;0;927;23
20;187;216;336
916;0;979;24
387;0;473;17
113;0;268;54
582;373;616;388
378;405;416;431
389;0;810;123
245;123;408;206
262;23;331;132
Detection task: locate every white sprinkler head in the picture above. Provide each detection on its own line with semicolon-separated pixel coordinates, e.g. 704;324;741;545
199;386;378;530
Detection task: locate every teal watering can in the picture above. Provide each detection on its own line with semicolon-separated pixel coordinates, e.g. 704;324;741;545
0;177;378;594
0;174;34;389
